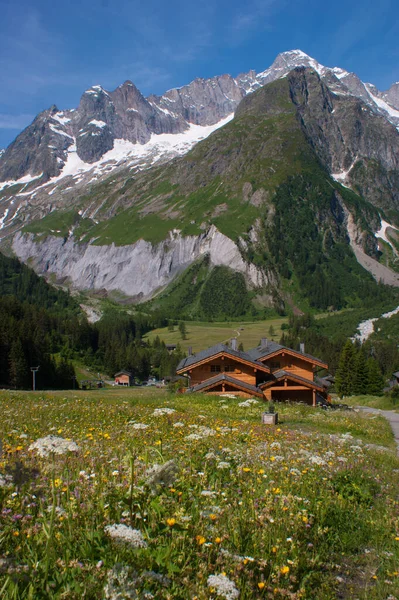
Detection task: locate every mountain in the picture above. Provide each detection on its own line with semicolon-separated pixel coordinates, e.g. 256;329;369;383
2;50;399;317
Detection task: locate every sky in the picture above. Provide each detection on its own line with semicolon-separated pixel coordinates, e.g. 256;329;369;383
0;0;398;149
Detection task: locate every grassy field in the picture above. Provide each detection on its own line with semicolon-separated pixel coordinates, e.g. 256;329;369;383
1;388;399;599
144;317;288;353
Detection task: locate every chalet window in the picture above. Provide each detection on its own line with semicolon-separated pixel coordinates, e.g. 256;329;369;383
211;365;221;372
224;365;235;372
270;361;281;369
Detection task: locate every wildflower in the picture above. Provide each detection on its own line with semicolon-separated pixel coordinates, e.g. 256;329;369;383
207;574;239;599
28;435;79;458
152;408;176;416
280;566;290;575
173;422;184;428
258;582;265;589
309;455;326;466
196;535;206;545
201;490;217;497
216;461;230;469
238;399;259;407
131;423;149;430
145;460;179;494
242;467;251;472
166;518;176;527
104;524;147;548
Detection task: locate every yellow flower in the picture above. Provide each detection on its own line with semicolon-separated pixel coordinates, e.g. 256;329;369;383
215;537;222;544
258;469;265;474
54;478;62;488
280;566;290;575
155;440;162;446
243;467;251;472
166;518;176;527
209;514;218;521
196;535;206;545
272;546;277;553
258;582;265;590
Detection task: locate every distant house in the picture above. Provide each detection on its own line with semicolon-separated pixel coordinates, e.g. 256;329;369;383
114;371;133;386
166;344;177;352
176;338;329;406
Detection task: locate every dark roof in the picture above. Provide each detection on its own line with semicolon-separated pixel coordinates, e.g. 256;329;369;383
259;369;325;391
176;343;270;373
315;375;334;388
247;341;327;367
393;371;399;378
115;371;132;377
188;373;263;396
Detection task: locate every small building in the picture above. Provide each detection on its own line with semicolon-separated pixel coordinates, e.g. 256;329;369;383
114;371;133;386
176;338;329;406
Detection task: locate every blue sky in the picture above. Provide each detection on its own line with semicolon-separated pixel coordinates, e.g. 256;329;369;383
0;0;398;149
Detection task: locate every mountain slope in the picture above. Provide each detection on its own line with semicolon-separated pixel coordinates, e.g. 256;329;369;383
9;68;399;316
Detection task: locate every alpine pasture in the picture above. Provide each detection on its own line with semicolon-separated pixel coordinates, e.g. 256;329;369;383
1;388;399;599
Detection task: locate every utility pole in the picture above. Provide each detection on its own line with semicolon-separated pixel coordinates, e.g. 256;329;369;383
30;366;39;391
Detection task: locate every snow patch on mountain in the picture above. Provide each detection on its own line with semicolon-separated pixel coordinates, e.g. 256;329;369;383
375;218;399;251
365;84;399;122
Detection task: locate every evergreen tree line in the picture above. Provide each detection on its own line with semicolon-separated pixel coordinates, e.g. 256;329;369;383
280;314;397;396
334;340;384;397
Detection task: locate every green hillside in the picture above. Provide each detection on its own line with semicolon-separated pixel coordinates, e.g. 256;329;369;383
20;74;399;315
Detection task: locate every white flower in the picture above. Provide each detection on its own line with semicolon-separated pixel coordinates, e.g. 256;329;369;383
216;461;230;469
309;455;326;466
207;574;240;599
152;408;176;416
105;524;147;548
350;445;363;452
28;435;79;458
173;422;185;428
238;398;259;407
201;490;217;497
270;442;281;450
145;460;179;493
131;423;149;430
205;452;217;460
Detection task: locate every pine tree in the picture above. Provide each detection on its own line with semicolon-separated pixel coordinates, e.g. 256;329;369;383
9;339;29;389
353;349;368;395
366;358;384;396
178;322;187;340
335;340;356;397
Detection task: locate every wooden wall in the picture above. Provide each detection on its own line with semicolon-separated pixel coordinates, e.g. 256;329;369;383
189;359;257;386
261;353;315;381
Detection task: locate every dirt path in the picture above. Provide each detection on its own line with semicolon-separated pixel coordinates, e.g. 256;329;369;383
357;406;399;454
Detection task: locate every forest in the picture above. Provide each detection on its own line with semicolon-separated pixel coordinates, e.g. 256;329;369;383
1;251;398;394
0;253;183;389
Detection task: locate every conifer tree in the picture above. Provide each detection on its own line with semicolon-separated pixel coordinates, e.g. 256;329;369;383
335;340;356;397
366;358;384;396
353;349;368;395
9;339;29;389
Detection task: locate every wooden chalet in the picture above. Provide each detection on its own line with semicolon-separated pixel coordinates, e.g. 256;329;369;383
114;371;133;386
176;338;329;406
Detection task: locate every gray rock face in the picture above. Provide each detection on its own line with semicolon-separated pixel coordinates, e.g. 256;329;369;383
286;68;399;210
383;82;399;110
2;49;399;184
12;225;265;298
0;106;74;182
148;74;245;126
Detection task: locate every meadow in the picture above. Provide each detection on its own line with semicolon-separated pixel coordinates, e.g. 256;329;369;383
143;319;288;353
1;388;399;599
